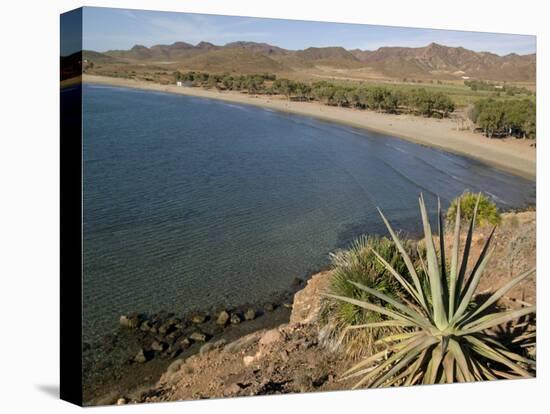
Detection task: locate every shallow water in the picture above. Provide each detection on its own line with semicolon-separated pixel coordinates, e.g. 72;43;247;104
80;84;535;339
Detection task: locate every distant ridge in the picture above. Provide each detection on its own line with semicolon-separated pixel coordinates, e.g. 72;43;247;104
350;42;536;81
86;41;535;81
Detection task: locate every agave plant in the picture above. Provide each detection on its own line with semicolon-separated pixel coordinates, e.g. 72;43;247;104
326;194;535;388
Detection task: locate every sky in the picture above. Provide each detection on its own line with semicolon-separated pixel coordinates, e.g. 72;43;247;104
81;7;536;56
60;8;82;56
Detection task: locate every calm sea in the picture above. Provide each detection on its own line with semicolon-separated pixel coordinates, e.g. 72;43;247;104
80;84;535;339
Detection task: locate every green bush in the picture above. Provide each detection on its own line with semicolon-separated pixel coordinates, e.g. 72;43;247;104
469;98;536;139
320;235;416;359
447;191;501;227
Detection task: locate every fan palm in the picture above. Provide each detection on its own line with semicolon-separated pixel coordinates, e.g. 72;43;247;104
320;235;411;359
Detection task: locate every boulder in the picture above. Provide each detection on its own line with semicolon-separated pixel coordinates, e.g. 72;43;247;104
167;317;181;326
216;310;230;326
190;332;207;342
140;320;152;332
119;315;131;328
134;348;149;363
179;337;191;349
191;313;207;324
150;340;167;352
290;271;332;324
159;318;180;334
265;303;276;312
230;313;242;325
119;314;140;329
244;308;256;321
165;331;180;344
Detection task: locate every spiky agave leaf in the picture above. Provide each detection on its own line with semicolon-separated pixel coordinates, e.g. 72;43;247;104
328;194;535;387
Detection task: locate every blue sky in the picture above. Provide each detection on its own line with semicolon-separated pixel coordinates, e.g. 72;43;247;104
61;8;81;56
82;7;536;55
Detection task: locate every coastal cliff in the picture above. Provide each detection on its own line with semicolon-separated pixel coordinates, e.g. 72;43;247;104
90;210;535;405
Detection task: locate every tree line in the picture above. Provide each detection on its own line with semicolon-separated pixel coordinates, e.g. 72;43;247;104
468;98;536;139
174;71;455;118
464;80;533;97
173;71;536;136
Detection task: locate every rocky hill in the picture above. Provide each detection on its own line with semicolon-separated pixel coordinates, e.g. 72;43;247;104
86;41;535;82
351;42;536;81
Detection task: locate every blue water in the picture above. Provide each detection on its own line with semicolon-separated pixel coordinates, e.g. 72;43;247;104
81;84;535;339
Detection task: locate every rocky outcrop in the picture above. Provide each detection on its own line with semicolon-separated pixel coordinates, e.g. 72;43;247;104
131;270;340;403
290;271;331;324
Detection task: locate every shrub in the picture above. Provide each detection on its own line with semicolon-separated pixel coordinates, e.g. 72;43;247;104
469;98;536;139
447;191;501;227
326;195;535;388
320;235;415;359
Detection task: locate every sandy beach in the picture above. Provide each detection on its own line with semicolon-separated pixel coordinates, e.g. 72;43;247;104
83;75;536;179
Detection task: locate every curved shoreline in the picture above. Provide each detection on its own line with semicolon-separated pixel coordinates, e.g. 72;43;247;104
82;75;535;180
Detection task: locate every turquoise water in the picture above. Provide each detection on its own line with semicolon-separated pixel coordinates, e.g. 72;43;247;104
81;84;535;339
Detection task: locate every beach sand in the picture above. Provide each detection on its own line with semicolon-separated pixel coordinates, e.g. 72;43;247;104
83;75;536;179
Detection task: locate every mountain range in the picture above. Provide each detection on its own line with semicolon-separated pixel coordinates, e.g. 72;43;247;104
86;41;536;82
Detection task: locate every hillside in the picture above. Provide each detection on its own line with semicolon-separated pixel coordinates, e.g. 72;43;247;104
224;41;288;56
351;42;536;81
87;41;535;82
181;48;287;74
286;46;363;69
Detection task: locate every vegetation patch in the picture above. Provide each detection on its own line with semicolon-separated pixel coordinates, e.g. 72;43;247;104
447;191;501;227
173;71;455;118
326;194;535;388
320;235;415;359
468;98;536;139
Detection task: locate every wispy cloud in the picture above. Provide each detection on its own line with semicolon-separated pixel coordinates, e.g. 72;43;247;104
146;14;269;46
120;9;138;20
